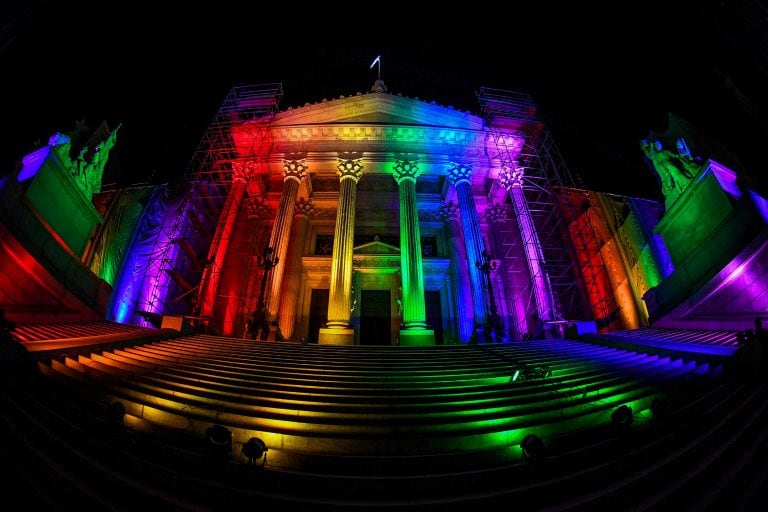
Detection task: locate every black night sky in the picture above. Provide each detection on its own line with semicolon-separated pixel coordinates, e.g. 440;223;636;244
3;1;767;200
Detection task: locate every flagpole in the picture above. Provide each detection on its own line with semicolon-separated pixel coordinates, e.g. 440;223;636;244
370;55;381;80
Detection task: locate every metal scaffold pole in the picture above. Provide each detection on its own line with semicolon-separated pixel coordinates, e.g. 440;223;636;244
477;86;599;336
135;84;282;333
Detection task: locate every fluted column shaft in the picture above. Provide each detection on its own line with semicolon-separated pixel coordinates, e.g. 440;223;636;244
198;174;247;321
440;202;474;342
394;161;427;329
448;164;488;329
500;167;554;324
326;157;363;328
277;198;313;340
266;159;307;321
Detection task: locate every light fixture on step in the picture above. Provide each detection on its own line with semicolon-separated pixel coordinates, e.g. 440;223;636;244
242;437;269;466
611;405;633;433
206;424;232;458
521;434;545;462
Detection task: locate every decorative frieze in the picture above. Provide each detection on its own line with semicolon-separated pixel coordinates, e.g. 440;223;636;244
417;209;442;223
312;208;339;219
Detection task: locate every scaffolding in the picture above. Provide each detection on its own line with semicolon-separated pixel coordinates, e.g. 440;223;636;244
477;87;592;333
137;84;282;329
555;188;618;327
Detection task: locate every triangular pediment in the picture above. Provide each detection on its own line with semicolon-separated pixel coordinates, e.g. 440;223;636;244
353;240;401;255
273;92;484;130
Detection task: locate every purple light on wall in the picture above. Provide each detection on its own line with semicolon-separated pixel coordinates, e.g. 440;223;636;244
630;197;674;278
456;286;475;340
750;191;768;224
707;160;741;199
135;215;180;324
17;146;51;182
720;246;768;314
510;185;554;323
107;186;171;325
652;233;675;278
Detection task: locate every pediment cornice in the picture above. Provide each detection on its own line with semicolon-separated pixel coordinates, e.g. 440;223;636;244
273;92;484;130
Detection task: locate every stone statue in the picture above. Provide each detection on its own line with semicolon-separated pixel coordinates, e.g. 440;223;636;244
641;139;701;208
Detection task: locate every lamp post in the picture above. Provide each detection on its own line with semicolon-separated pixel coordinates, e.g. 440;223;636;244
252;246;279;340
476;249;502;343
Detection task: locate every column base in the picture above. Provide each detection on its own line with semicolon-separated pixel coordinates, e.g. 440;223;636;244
265;323;284;342
399;329;435;346
469;326;496;344
318;327;355;345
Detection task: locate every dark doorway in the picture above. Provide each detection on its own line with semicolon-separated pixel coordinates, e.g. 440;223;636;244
425;291;444;345
360;290;391;345
308;289;329;344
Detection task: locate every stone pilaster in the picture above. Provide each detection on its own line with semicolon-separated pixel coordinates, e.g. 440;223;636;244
319;154;364;345
484;202;516;340
447;162;489;341
393;159;434;346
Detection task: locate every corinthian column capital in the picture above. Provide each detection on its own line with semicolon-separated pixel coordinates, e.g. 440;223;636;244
393;159;420;184
246;196;272;220
485;201;509;224
282;158;308;183
447;162;473;186
294;197;314;218
232;160;256;183
498;165;525;190
337;153;364;183
438;200;461;222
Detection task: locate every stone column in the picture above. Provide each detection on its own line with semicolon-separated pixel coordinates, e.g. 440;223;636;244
265;158;308;337
439;201;474;343
198;161;250;324
447;163;489;341
393;159;434;346
277;198;313;341
499;165;554;330
319;154;364;345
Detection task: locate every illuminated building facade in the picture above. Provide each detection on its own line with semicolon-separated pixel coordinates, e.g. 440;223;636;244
2;83;766;342
112;84;586;345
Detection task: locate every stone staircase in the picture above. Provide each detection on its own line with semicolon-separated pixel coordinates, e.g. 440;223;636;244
0;329;765;509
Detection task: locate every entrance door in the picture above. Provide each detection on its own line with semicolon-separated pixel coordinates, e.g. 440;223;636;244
360;290;391;345
425;291;444;345
308;289;329;344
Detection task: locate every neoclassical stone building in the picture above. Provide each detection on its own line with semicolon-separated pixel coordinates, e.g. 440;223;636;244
17;82;762;346
189;84;561;345
96;83;667;344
